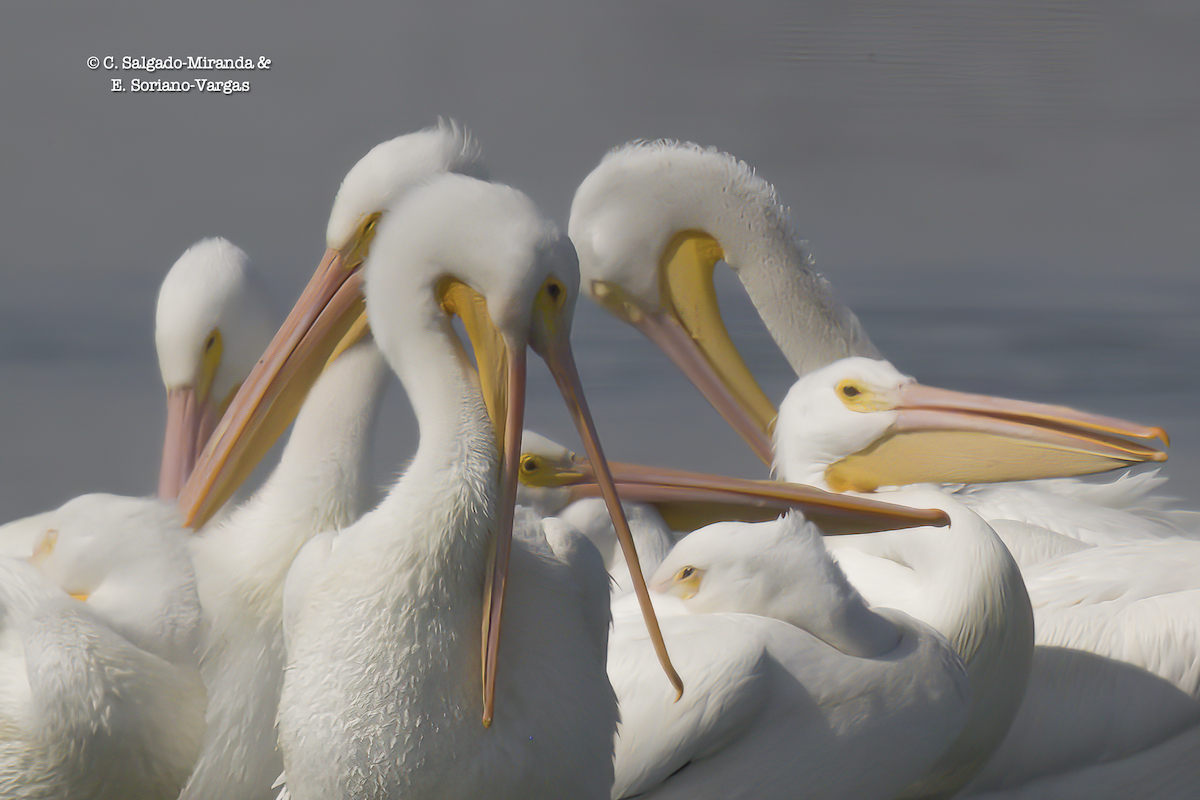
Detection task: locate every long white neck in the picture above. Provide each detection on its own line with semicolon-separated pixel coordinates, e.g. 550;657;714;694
855;488;1034;799
251;339;388;536
368;314;496;568
194;339;389;624
717;213;879;375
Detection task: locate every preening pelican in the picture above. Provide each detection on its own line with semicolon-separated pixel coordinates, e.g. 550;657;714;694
174;122;484;800
272;174;640;798
156;237;276;499
0;237;275;557
0;494;205;799
568;140;1173;521
569;140;877;463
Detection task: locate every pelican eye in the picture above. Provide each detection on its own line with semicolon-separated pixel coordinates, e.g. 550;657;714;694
520;455;542;474
842;385;860;397
546;281;563;302
204;333;218;353
679;566;696;580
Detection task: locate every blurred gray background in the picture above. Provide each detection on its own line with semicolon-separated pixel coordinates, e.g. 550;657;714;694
2;0;1197;519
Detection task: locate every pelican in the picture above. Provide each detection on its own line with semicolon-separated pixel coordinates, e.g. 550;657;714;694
0;237;274;556
264;172;945;799
772;358;1178;558
269;174;630;798
526;349;1172;794
156;237;276;499
607;493;1020;800
604;510;969;796
520;453;1033;798
567;139;1176;537
175;122;483;800
0;493;205;799
769;359;1200;794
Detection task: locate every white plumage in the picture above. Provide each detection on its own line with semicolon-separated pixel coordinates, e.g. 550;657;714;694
0;494;205;799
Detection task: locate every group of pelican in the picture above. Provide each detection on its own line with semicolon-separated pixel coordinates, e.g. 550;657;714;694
2;120;1197;800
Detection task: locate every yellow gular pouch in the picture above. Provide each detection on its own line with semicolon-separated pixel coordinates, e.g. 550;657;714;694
438;277;509;445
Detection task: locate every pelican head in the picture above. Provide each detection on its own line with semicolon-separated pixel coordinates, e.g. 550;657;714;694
28;493;201;667
514;429;585;517
569;141;793;462
570;140;786;312
155;237;275;499
774;357;1169;492
654;509;881;631
180;121;485;526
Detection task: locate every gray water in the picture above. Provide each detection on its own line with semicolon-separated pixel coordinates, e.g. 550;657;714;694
2;0;1197;519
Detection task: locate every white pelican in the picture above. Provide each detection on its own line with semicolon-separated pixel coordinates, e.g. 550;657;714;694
266;173;941;799
271;174;629;798
175;122;483;800
773;358;1179;558
606;496;1016;800
0;237;275;557
769;359;1200;794
0;493;205;799
567;139;1174;528
517;430;676;595
155;237;276;499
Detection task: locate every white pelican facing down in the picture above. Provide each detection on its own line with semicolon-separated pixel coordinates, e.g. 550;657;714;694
569;139;877;463
175;123;487;800
179;119;487;529
155;237;276;499
567;140;1169;486
272;174;637;798
0;493;205;799
0;237;274;557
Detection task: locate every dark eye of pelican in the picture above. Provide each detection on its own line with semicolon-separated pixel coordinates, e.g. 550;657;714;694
547;282;562;301
842;385;860;398
520;456;539;473
204;334;217;352
680;566;695;580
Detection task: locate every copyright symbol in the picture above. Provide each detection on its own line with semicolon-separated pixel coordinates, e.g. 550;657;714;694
87;56;100;70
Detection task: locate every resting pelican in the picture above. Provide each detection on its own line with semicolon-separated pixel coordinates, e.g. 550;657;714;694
607;494;1019;800
0;493;205;799
568;140;1174;531
773;358;1178;556
174;122;484;800
0;237;274;556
